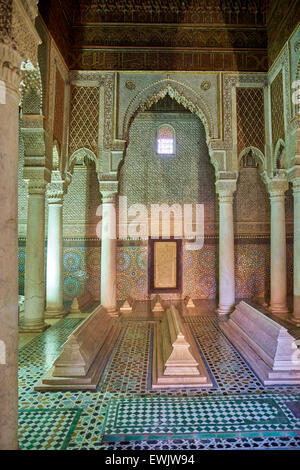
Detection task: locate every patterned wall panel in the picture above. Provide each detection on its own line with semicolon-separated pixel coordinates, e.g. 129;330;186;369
183;245;217;299
119;112;217;235
234;167;270;234
19;240;285;302
270;70;285;152
53;67;65;147
18;247;26;295
63;164;102;238
68;86;99;156
235;244;270;299
62;246;100;300
116;247;148;300
236;87;265;156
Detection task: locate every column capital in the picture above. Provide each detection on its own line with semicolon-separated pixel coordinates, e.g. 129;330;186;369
23;166;51;187
292;177;300;195
215;178;237;203
0;0;41;64
47;172;66;205
27;179;47;195
99;179;119;202
267;177;289;199
101;191;117;204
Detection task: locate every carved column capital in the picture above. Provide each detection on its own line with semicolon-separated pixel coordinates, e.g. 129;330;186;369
292;177;300;196
268;177;289;200
215;178;237;203
23;167;51;190
99;179;119;203
27;179;47;196
47;171;66;204
100;191;117;205
0;0;41;93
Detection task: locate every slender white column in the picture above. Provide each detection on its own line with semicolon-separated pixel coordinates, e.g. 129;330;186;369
0;45;22;450
100;191;118;316
216;181;236;315
268;179;289;314
21;182;49;332
45;190;64;318
291;179;300;325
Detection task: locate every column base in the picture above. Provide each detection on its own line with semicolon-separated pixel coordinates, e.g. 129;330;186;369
268;304;289;315
216;305;235;315
19;323;50;333
106;308;119;318
45;309;66;319
287;315;300;327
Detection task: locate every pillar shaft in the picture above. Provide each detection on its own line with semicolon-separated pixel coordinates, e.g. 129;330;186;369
0;57;21;451
45;200;64;317
269;188;288;314
100;192;117;315
22;183;48;331
217;192;236;314
291;181;300;324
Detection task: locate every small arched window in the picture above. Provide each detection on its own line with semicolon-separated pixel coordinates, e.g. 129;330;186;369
157;125;175;155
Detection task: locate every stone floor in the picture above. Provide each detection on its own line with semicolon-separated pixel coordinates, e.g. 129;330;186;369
18;300;300;450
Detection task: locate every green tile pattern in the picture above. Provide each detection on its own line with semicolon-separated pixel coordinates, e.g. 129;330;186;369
102;395;299;441
19;408;82;450
17;313;300;450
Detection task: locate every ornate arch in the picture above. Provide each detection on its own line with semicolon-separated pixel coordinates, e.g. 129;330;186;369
122;78;215;144
238;146;267;183
69;148;99;172
239;146;265;168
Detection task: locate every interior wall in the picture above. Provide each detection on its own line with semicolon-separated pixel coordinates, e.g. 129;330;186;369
118;109;217;300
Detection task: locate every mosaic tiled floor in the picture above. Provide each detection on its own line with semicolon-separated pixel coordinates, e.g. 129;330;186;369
18;305;300;450
102;395;299;440
19;408;82;450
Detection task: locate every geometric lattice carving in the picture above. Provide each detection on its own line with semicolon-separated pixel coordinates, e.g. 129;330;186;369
69;86;99;156
236;87;265;156
53;68;65;147
271;70;285;151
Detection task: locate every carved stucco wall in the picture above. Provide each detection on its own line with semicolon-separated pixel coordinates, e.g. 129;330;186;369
119;111;216;233
234;167;270;234
63;162;101;238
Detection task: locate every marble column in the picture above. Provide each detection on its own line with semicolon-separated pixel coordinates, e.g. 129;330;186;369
100;191;118;316
21;180;49;331
0;44;23;451
291;179;300;325
268;178;289;314
45;176;65;318
216;180;237;315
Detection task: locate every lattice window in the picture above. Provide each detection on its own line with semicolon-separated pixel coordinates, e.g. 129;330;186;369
157;125;175;155
236;87;265;156
271;70;285;151
69;86;99;156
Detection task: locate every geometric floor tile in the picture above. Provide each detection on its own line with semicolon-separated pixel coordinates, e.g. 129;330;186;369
18;310;300;450
103;435;300;450
102;395;300;441
18;408;82;450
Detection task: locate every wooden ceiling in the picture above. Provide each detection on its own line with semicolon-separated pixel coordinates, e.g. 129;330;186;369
38;0;299;71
